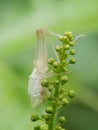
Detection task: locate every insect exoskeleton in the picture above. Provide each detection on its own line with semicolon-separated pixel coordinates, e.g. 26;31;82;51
28;29;48;107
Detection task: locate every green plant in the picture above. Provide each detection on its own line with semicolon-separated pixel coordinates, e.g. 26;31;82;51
30;30;80;130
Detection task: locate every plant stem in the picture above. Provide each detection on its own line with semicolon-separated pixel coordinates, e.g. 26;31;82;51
48;105;56;130
48;76;60;130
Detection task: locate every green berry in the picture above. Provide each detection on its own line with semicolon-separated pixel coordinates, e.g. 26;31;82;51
34;125;40;130
67;32;72;36
31;115;39;122
46;106;53;114
55;45;61;52
63;36;67;41
67;32;73;40
69;58;76;64
70;49;76;55
59;36;64;41
48;58;54;64
63;68;69;72
69;41;74;46
60;45;63;49
69;35;73;41
64;32;73;40
64;44;70;50
55;126;62;130
59;36;67;42
59;116;66;123
62;60;66;64
53;61;59;68
64;32;67;36
40;124;48;130
61;76;68;83
68;90;75;98
62;98;69;106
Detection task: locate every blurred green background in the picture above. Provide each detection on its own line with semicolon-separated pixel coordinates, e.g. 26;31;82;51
0;0;98;130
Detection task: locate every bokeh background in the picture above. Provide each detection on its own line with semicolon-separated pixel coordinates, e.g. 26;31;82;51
0;0;98;130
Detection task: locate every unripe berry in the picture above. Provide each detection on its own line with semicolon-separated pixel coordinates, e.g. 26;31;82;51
59;36;67;42
40;124;48;130
69;41;74;46
64;32;73;41
55;45;61;52
31;115;39;122
69;58;76;64
53;61;59;68
61;76;68;83
69;36;73;41
70;49;76;55
68;90;75;98
64;68;69;72
59;36;64;41
62;98;69;106
63;36;68;42
67;32;73;39
34;125;40;130
62;60;66;64
46;106;53;114
55;126;62;130
64;32;67;36
64;44;70;50
66;32;72;36
59;116;66;123
48;58;54;64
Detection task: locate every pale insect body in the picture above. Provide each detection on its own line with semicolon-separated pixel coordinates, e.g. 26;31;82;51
28;29;47;107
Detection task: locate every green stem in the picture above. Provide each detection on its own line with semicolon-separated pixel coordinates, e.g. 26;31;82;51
48;77;60;130
48;105;56;130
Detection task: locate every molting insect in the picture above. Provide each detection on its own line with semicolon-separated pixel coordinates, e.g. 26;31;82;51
28;29;48;107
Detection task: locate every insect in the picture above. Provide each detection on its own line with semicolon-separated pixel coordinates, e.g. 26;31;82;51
28;29;48;107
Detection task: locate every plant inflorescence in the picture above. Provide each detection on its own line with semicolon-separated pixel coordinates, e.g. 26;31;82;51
31;31;77;130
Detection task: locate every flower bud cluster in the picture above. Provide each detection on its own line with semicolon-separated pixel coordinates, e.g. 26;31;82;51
31;31;78;130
